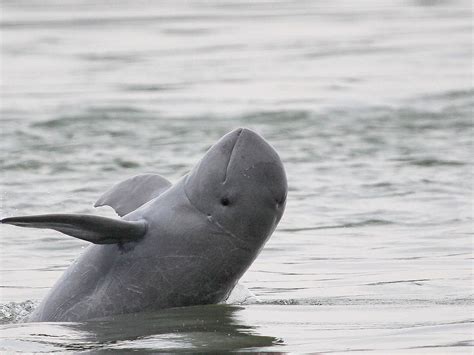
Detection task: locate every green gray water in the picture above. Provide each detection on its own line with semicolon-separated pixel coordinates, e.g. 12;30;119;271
1;0;473;353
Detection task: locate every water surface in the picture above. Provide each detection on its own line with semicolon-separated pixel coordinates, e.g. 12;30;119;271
1;0;472;353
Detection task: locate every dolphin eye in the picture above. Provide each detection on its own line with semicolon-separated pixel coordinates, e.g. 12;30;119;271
221;197;230;206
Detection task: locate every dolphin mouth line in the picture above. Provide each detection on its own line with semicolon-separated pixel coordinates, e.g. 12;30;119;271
182;177;249;249
223;128;243;183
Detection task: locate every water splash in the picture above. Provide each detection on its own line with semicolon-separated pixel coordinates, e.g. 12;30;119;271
0;300;37;324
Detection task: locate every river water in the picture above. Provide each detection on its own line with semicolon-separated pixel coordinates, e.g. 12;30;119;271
0;0;472;353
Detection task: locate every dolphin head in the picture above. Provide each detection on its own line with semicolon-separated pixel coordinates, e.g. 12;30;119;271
184;128;287;248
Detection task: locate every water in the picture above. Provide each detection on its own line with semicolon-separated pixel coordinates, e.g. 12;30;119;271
0;0;472;352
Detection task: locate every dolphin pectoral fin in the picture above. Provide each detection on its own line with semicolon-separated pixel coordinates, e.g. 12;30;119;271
95;173;172;216
1;214;147;244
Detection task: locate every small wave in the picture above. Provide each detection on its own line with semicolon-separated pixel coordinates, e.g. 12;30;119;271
366;279;430;286
241;110;312;123
407;158;465;167
32;106;147;129
122;84;182;92
113;158;141;169
407;339;474;351
417;89;474;103
280;219;393;232
392;156;466;167
1;159;43;171
0;300;37;324
258;297;474;306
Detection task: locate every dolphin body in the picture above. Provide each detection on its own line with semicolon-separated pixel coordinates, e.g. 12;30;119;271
1;128;287;322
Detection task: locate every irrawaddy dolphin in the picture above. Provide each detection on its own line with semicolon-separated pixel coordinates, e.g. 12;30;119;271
1;128;287;322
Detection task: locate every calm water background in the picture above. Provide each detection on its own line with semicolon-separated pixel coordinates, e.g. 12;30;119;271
0;0;472;353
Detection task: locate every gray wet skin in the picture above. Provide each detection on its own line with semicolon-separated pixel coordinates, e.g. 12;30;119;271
1;128;287;322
